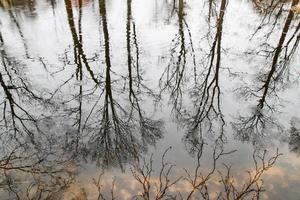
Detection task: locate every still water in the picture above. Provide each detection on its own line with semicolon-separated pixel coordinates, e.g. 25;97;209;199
0;0;300;199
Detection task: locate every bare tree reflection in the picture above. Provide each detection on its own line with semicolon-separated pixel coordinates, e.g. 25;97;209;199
176;0;228;155
87;0;162;168
0;144;76;200
61;0;102;152
55;0;164;169
0;30;76;200
65;0;100;85
0;31;49;144
233;0;300;145
93;141;280;199
159;0;196;115
0;0;295;198
126;0;163;148
86;0;139;167
131;147;181;200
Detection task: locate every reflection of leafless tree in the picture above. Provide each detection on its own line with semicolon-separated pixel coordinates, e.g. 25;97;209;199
0;32;51;144
43;0;163;169
158;0;228;154
0;30;75;200
126;0;163;147
93;141;280;199
63;0;101;151
216;149;281;200
65;0;100;85
0;147;75;200
182;138;281;200
233;0;300;145
159;0;196;114
92;171;116;200
127;0;141;90
131;147;182;200
77;0;164;169
183;134;234;200
180;0;227;154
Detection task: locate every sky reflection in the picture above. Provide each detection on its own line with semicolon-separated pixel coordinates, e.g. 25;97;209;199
0;0;300;199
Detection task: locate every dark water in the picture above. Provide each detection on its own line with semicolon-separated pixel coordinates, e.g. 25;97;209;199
0;0;300;199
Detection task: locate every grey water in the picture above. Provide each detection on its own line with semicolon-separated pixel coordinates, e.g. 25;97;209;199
0;0;300;199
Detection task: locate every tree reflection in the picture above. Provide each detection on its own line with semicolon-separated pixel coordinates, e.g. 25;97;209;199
161;0;228;153
62;0;101;152
0;0;299;198
0;30;76;200
159;0;196;115
184;0;227;138
93;138;280;199
0;145;75;200
87;0;139;168
54;0;164;169
84;0;163;169
125;0;163;148
233;0;300;145
65;0;100;85
0;31;46;144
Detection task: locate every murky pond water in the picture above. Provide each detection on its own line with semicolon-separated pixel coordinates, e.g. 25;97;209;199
1;0;300;199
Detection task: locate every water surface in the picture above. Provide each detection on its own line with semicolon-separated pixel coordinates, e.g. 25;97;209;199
0;0;300;199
